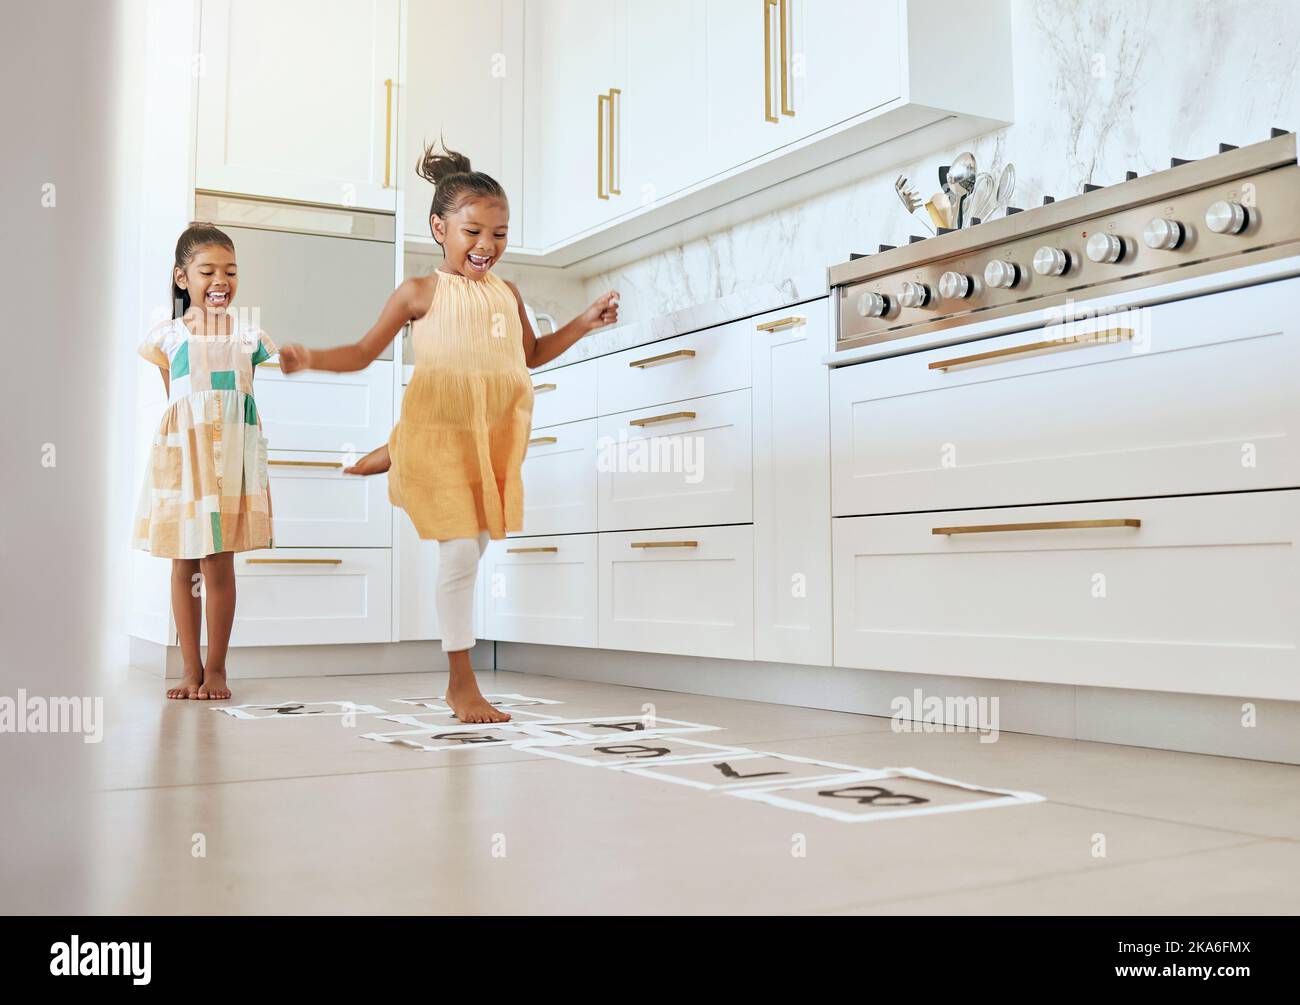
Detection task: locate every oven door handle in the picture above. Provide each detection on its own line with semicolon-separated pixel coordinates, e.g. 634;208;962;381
929;327;1134;372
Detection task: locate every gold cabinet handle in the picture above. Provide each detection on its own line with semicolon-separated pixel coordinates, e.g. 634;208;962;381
778;0;793;116
629;348;696;368
929;328;1134;371
629;410;696;427
932;518;1141;536
258;359;281;368
246;558;344;565
528;435;557;446
755;315;805;332
268;459;344;469
763;0;779;123
506;546;559;554
597;92;610;199
631;540;699;549
383;78;393;188
607;87;621;195
532;382;557;393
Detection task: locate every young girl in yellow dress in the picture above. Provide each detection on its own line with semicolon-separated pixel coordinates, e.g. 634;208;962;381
278;143;618;724
135;223;276;701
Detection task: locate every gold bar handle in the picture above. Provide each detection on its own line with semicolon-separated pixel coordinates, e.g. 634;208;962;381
763;0;778;123
631;540;699;549
607;87;621;195
532;382;557;393
383;78;393;188
528;435;557;446
268;459;344;469
930;328;1134;371
629;348;696;368
779;0;793;116
629;410;696;427
755;315;805;332
246;558;344;565
507;546;559;554
597;93;610;200
932;518;1141;536
258;359;281;368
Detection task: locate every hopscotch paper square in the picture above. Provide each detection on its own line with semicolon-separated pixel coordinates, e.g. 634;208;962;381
377;708;559;728
391;693;564;711
360;721;567;752
515;715;720;744
623;751;873;791
215;701;384;720
726;767;1045;823
526;736;753;768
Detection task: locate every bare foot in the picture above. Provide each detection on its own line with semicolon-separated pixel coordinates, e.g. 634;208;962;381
445;679;512;724
167;667;203;700
344;444;391;476
196;667;232;701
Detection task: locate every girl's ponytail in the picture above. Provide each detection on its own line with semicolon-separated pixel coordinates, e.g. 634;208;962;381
171;222;235;318
415;138;506;243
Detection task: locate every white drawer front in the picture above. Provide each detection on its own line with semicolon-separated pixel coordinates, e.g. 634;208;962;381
256;361;393;454
597;388;753;531
599;525;753;660
482;534;597;647
267;450;392;548
518;419;599;536
597;322;752;416
226;548;392;646
832;491;1300;699
398;517;485;643
531;360;597;429
832;277;1300;515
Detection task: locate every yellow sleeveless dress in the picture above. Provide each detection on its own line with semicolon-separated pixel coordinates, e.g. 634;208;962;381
388;270;534;541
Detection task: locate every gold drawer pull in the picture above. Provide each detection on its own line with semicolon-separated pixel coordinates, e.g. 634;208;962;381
629;410;695;427
268;459;343;469
528;435;557;446
930;328;1134;371
932;518;1141;536
631;540;699;549
507;546;559;554
755;315;805;332
258;359;281;368
383;78;394;188
629;348;696;368
533;382;557;393
245;558;344;565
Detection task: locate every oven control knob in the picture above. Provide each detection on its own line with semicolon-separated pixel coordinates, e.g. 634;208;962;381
983;259;1020;289
1143;217;1185;250
897;281;932;309
1032;246;1070;276
856;291;891;318
1085;232;1125;263
938;271;973;300
1205;200;1248;234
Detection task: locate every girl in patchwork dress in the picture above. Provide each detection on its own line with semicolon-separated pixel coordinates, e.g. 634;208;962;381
134;223;276;701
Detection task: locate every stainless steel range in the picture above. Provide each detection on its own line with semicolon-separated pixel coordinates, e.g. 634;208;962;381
828;128;1300;357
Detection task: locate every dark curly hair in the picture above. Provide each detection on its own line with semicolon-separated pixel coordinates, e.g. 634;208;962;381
416;139;507;243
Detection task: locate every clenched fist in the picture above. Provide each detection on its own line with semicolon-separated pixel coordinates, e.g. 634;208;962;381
277;343;313;375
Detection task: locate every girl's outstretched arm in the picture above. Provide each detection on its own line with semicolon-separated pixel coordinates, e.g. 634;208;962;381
509;284;619;369
279;278;430;374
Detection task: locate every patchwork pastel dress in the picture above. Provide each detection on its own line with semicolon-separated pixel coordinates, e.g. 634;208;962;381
133;317;276;558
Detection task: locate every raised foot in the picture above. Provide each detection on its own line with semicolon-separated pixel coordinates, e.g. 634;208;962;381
196;668;232;701
445;683;512;724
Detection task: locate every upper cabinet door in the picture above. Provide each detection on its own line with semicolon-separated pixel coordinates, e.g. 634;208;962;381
622;0;708;210
704;0;780;173
403;0;513;240
531;0;627;247
795;0;901;137
196;0;399;211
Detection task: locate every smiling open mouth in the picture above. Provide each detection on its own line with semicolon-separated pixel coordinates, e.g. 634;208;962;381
205;290;229;306
466;253;493;272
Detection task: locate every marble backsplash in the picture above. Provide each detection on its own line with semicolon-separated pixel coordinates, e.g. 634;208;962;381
581;0;1300;323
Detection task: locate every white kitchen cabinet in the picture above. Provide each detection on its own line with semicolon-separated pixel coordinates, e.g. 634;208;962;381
224;548;392;646
831;277;1300;517
266;449;392;548
598;525;754;660
196;0;400;210
597;388;753;531
751;305;832;667
597;324;752;415
530;360;598;429
832;492;1300;701
255;361;394;456
517;418;599;536
397;515;485;643
482;534;598;646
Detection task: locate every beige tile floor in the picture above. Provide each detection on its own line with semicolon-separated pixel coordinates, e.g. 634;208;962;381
86;666;1300;915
